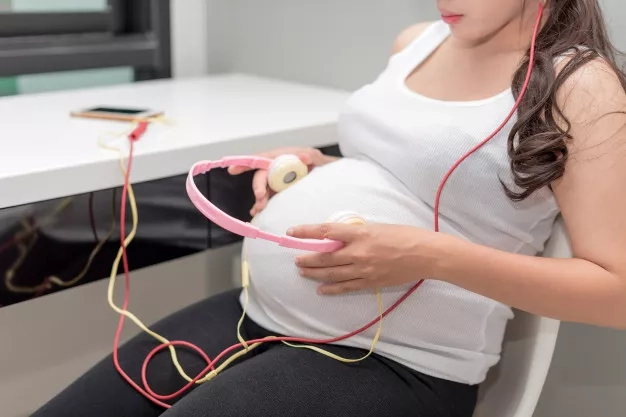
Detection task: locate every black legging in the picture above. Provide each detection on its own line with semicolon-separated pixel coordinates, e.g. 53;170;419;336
32;289;478;417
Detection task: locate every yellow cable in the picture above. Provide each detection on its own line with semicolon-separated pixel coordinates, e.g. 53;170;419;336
48;196;116;288
102;151;259;384
236;258;251;351
279;289;383;363
101;122;384;388
4;217;113;294
148;115;176;125
100;128;194;382
101;124;215;384
4;226;40;294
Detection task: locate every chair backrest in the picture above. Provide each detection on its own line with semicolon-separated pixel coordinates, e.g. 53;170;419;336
473;216;571;417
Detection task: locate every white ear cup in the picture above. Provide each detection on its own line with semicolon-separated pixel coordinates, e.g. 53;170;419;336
267;154;309;193
325;211;365;225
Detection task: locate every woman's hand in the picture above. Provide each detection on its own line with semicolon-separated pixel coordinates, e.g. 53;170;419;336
287;223;446;295
228;147;338;216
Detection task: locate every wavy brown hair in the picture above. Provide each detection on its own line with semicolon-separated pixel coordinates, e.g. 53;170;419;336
506;0;626;200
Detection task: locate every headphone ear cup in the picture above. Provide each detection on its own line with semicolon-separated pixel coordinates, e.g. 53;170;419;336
325;211;365;225
267;154;309;193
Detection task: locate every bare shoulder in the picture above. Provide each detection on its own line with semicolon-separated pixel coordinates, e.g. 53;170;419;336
556;55;625;113
554;54;626;175
391;22;434;55
555;55;626;150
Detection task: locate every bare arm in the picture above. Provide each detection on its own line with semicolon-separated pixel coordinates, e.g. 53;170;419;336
434;60;626;328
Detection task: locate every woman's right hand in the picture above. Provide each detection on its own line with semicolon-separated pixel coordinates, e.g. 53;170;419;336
228;147;338;216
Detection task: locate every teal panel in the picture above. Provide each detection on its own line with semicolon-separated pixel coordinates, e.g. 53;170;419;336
0;77;18;96
11;0;106;12
16;67;134;95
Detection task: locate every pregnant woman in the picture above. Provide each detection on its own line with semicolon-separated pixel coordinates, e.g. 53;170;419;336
33;1;626;416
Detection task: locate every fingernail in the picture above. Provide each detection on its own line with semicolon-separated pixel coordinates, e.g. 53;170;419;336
294;257;301;265
317;287;326;295
286;228;294;236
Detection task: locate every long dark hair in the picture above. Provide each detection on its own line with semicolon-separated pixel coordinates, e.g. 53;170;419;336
506;0;626;200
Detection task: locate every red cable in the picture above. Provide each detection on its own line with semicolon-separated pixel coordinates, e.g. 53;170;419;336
117;4;545;407
433;13;541;232
111;130;169;409
139;282;424;401
112;125;215;409
129;121;149;142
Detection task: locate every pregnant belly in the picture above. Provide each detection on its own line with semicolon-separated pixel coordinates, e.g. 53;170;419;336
243;158;435;337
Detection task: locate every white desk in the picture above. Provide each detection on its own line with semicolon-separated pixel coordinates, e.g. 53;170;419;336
0;73;350;210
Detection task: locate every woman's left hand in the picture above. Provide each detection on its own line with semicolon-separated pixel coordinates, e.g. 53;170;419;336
287;223;445;295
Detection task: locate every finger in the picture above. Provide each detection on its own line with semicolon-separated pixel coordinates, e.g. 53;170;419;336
300;149;325;167
287;223;362;242
228;149;317;175
250;195;267;215
228;150;296;175
295;251;351;268
227;165;250;175
318;279;369;295
252;170;269;199
299;265;358;283
296;152;313;166
250;201;267;217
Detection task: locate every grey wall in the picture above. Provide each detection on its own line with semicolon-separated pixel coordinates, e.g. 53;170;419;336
603;0;626;63
206;0;234;74
535;324;626;416
171;0;211;77
209;1;626;416
208;0;439;90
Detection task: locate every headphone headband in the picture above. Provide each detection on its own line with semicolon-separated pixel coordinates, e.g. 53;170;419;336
186;156;343;252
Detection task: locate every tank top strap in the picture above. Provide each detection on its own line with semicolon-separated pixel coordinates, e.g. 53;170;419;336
388;20;451;77
553;45;590;67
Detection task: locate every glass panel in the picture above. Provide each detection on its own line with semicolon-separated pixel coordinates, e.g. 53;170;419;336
10;0;107;12
0;179;210;308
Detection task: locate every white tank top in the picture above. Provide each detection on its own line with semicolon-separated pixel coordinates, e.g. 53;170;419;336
243;20;560;384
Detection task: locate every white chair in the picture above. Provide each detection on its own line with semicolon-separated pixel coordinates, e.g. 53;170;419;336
473;216;572;417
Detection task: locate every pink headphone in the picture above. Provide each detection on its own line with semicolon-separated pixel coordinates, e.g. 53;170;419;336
186;155;364;252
